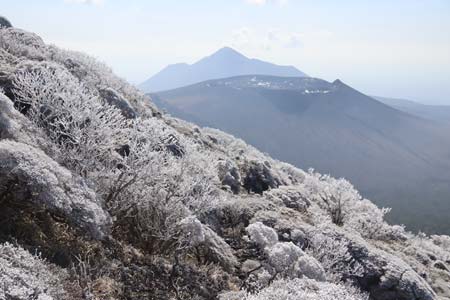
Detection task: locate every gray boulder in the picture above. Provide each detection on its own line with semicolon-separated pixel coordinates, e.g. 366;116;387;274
180;216;238;271
251;203;439;300
345;234;437;300
217;159;241;193
0;93;48;148
99;87;138;119
264;186;311;212
243;161;281;194
296;255;326;281
0;140;111;239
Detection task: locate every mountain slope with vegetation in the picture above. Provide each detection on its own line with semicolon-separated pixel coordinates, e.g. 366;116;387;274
153;75;450;234
1;19;449;300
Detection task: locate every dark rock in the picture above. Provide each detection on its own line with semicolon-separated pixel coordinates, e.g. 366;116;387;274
243;161;281;194
166;142;184;157
343;236;437;300
99;87;137;119
433;261;449;272
0;16;12;28
160;133;185;157
0;93;48;148
116;144;131;157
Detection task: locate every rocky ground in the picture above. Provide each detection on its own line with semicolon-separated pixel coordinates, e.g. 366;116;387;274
0;18;449;300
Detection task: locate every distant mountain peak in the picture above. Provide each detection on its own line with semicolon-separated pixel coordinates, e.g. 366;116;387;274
333;79;344;86
200;47;248;64
139;48;307;92
213;46;245;57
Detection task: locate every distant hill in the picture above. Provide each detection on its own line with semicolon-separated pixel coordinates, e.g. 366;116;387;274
139;47;307;92
375;96;450;124
153;75;450;234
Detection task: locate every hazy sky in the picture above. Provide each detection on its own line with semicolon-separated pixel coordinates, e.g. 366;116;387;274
2;0;450;104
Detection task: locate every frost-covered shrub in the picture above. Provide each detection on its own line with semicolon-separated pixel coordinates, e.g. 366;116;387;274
11;60;129;177
101;118;222;253
203;128;271;163
267;242;304;273
0;27;47;60
409;233;450;265
1;26;155;118
264;186;311;212
303;171;361;226
246;222;279;248
48;47;156;117
431;235;450;251
0;242;67;300
307;230;364;283
10;52;221;255
220;278;368;300
344;199;406;241
277;161;307;184
246;222;326;281
302;170;402;241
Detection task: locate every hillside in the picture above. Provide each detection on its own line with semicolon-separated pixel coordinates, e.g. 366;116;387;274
375;96;450;124
153;75;450;234
139;47;307;92
1;22;449;300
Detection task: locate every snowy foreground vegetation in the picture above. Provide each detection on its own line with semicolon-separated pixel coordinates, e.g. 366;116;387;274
0;19;449;300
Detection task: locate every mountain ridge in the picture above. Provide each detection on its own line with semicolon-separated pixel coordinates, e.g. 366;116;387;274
153;75;450;234
139;47;307;92
375;96;450;124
